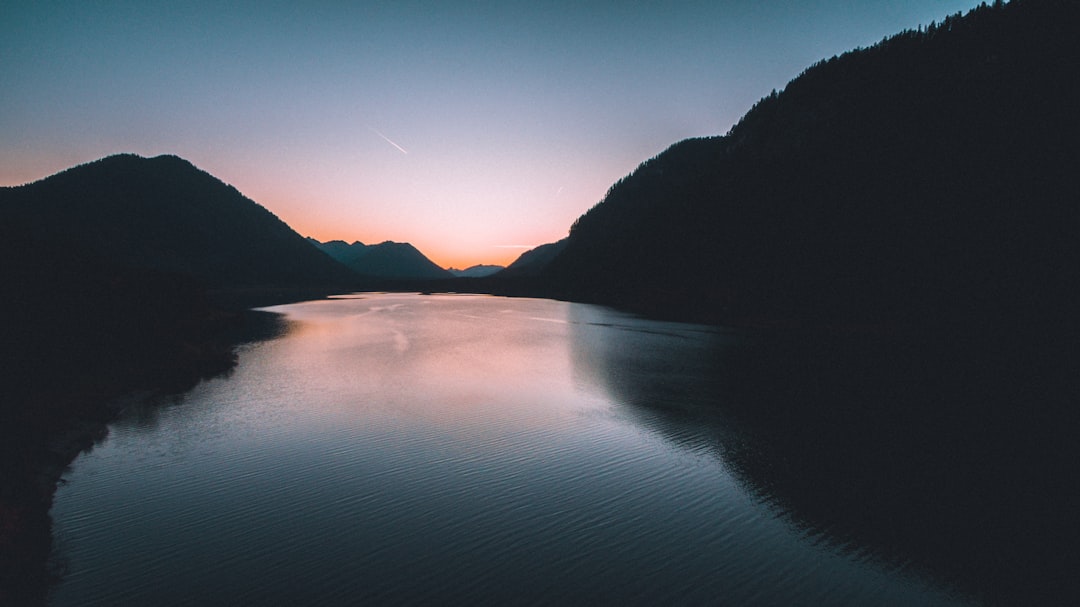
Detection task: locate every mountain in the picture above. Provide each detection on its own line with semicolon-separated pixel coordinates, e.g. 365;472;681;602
1;152;366;401
0;154;356;288
448;264;504;278
308;238;454;280
309;238;360;263
496;239;568;278
540;0;1080;332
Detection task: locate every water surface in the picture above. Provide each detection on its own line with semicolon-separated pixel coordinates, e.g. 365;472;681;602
50;294;970;605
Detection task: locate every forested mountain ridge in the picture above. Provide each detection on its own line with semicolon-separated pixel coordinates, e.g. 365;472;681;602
0;154;356;288
1;152;368;419
542;0;1080;332
0;154;358;564
496;238;569;278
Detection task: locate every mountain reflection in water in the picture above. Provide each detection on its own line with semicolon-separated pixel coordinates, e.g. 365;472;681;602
568;305;1079;605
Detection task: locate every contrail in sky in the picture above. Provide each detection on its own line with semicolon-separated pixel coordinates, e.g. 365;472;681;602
370;127;408;154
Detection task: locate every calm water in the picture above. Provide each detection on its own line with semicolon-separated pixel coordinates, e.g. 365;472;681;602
49;294;970;606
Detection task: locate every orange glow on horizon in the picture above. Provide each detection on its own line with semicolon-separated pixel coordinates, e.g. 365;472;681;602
295;213;556;270
282;198;569;271
2;153;571;272
303;227;537;270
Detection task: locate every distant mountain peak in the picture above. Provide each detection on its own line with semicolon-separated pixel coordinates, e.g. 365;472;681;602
309;238;453;281
448;264;505;278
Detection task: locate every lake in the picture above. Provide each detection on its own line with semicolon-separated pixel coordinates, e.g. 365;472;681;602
48;293;977;605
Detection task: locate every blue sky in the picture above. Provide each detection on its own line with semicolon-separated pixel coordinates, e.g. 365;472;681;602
1;1;978;267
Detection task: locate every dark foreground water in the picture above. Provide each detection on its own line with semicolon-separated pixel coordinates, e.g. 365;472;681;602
49;293;1068;605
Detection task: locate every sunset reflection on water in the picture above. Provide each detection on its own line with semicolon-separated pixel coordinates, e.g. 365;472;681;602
49;293;968;606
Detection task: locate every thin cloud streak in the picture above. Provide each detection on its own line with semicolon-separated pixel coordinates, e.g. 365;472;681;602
370;127;409;154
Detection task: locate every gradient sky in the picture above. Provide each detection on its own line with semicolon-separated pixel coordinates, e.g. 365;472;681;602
1;1;977;268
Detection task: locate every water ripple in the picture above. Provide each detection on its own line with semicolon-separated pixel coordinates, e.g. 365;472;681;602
49;294;971;607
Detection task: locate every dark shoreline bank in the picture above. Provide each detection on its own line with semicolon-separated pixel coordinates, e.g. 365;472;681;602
0;294;293;606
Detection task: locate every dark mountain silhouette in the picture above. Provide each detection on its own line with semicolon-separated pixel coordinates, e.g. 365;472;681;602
308;238;454;280
0;154;356;288
0;154;350;604
0;152;363;402
306;238;368;265
309;238;360;263
448;264;504;278
495;239;568;278
0;151;366;463
538;0;1080;335
518;8;1080;601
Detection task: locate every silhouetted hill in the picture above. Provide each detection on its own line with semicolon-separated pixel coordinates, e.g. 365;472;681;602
542;0;1080;334
0;154;339;604
308;238;454;280
448;264;504;278
496;239;568;278
0;152;359;437
310;238;362;264
0;154;355;288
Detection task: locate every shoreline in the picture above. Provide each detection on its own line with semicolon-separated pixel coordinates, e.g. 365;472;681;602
0;301;289;605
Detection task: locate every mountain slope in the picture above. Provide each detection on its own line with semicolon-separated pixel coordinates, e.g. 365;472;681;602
543;0;1080;331
309;238;454;280
448;264;504;278
496;239;568;278
309;238;362;264
0;154;355;288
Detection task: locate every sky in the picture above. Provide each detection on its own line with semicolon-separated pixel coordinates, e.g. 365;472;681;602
1;0;978;269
